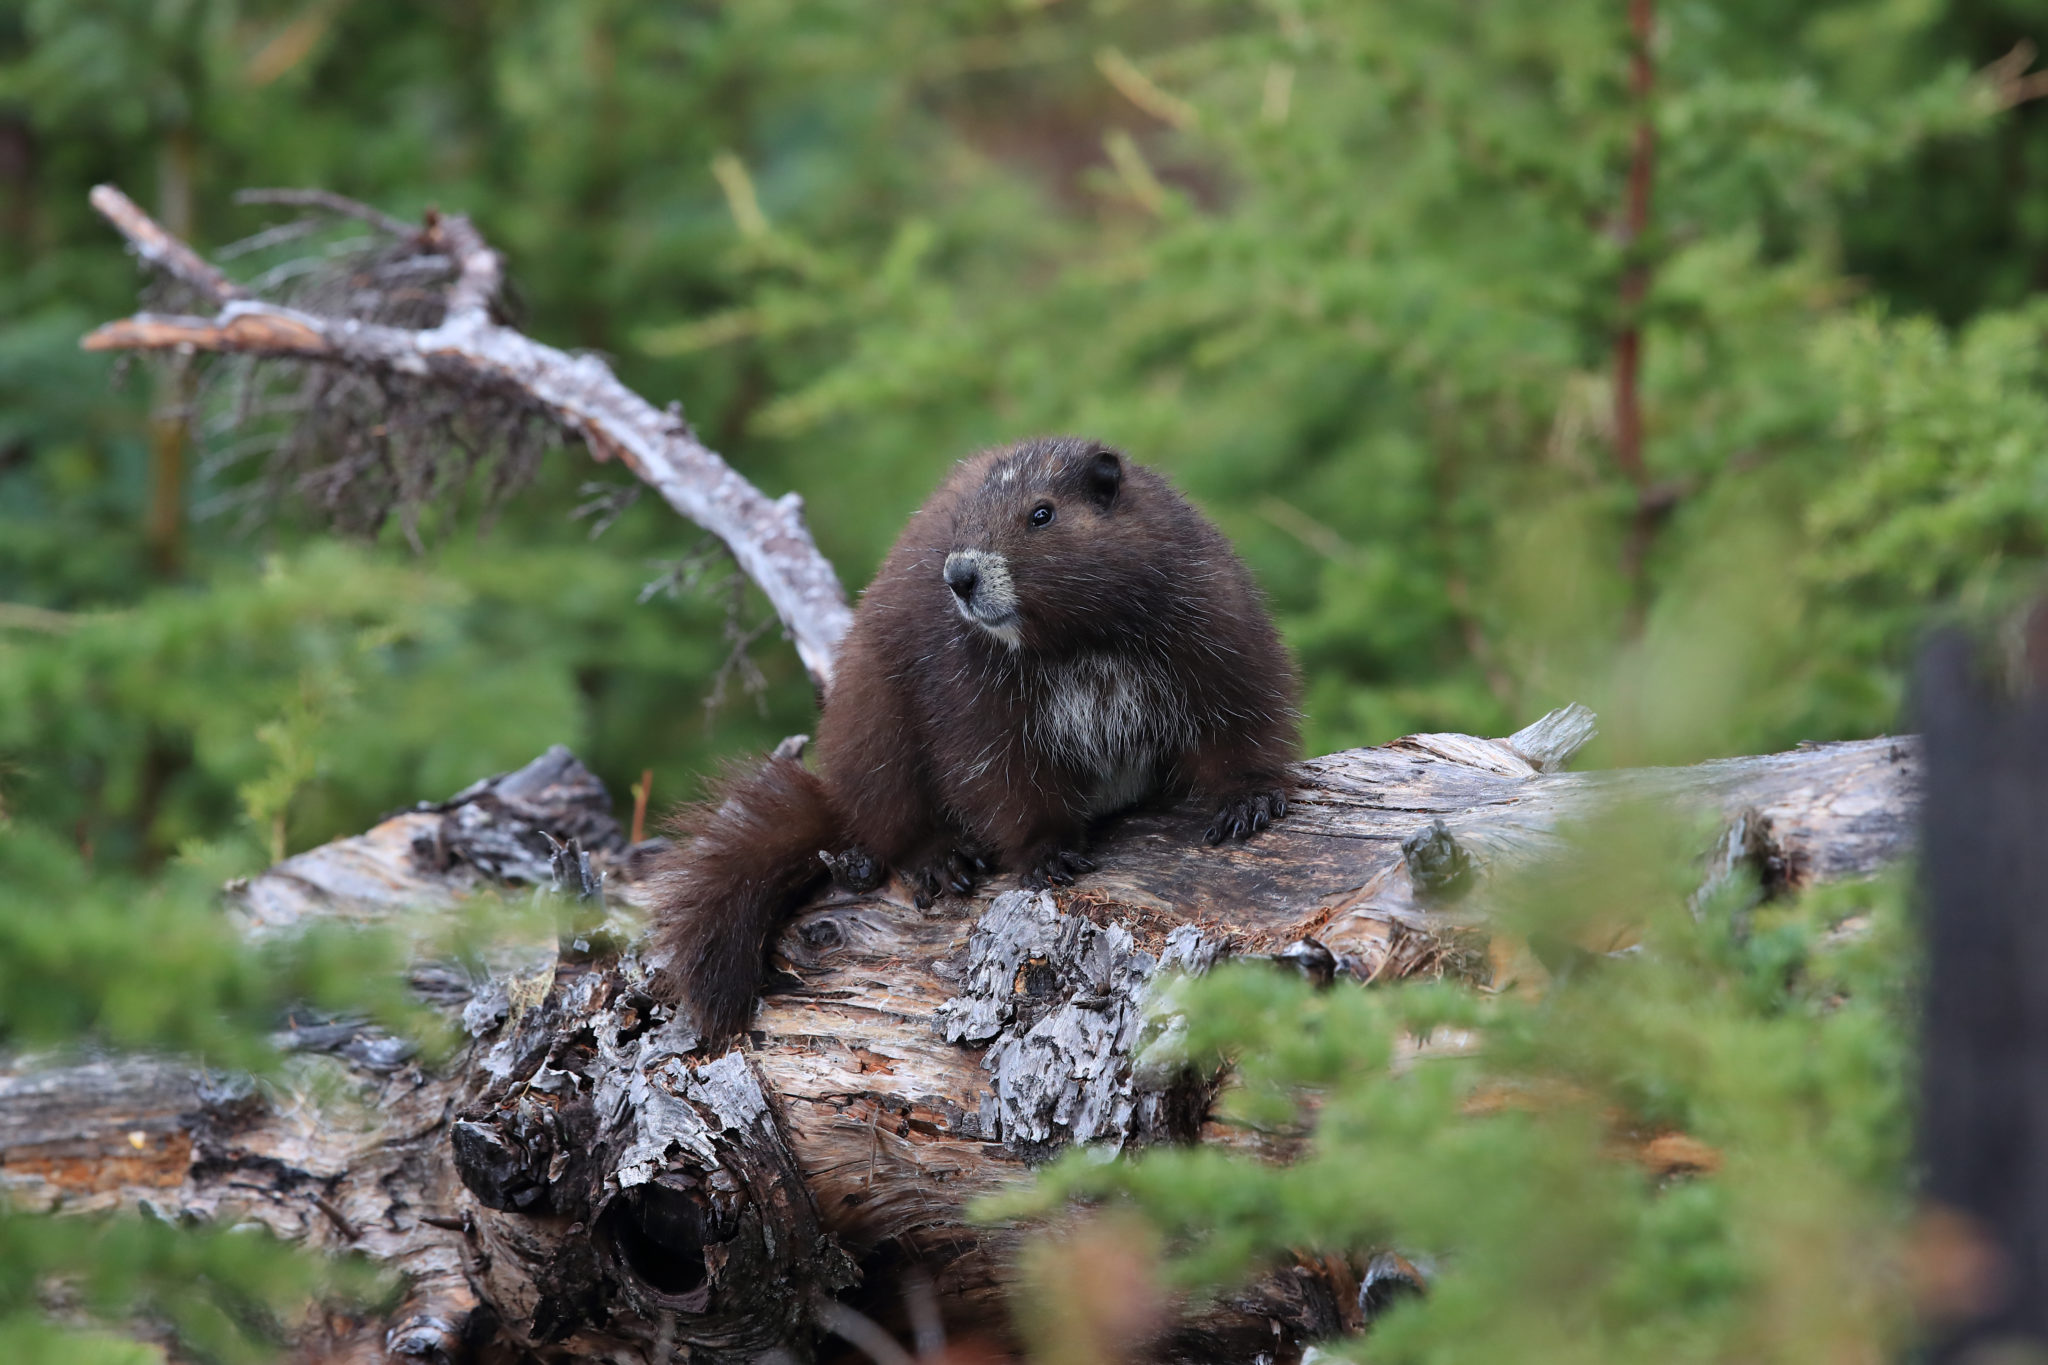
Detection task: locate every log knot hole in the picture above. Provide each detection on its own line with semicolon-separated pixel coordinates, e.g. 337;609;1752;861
595;1178;710;1299
453;950;852;1353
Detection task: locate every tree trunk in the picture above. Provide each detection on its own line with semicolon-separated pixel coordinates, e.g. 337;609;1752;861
0;713;1920;1362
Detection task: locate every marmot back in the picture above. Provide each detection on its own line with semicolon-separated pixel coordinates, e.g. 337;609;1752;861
653;437;1300;1038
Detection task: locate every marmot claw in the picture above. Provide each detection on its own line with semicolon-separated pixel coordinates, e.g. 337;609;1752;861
1204;789;1288;845
1020;847;1096;889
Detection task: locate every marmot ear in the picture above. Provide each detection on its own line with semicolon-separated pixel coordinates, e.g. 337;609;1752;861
1085;450;1123;509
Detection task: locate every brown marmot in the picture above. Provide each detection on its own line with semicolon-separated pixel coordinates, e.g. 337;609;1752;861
652;436;1300;1038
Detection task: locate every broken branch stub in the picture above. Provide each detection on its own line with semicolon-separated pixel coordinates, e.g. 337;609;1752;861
80;184;853;689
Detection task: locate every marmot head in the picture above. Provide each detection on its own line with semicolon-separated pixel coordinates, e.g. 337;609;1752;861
939;436;1197;654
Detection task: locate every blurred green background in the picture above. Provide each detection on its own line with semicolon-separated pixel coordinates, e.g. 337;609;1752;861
7;0;2048;873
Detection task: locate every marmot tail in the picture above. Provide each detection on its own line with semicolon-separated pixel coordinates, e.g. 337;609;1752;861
650;755;837;1038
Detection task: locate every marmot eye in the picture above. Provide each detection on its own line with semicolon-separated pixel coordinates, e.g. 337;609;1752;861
1029;504;1056;528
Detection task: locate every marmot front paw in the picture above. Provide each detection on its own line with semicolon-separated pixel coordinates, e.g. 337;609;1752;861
1204;789;1288;845
906;847;989;908
1019;846;1096;890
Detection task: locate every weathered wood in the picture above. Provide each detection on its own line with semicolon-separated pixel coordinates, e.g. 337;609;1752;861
0;716;1921;1362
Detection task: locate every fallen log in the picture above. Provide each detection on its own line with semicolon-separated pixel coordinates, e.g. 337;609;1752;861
0;713;1919;1362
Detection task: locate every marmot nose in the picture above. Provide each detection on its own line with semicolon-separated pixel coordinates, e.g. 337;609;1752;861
944;557;979;602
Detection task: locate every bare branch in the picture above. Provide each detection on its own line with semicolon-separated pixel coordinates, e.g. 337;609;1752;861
82;186;854;687
84;308;336;359
233;186;418;237
89;185;244;306
420;209;504;326
1976;39;2048;110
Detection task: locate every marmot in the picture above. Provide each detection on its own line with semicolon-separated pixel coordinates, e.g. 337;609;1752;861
652;436;1300;1038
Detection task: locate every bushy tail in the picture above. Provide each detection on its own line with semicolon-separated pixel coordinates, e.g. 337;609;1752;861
649;755;838;1039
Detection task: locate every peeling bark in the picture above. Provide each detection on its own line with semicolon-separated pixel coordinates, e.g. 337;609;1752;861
0;715;1921;1361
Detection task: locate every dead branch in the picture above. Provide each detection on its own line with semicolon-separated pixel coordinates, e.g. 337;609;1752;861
80;185;853;689
234;186;418;238
88;184;244;305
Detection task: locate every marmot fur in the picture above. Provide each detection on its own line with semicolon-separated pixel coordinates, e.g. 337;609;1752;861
652;436;1300;1038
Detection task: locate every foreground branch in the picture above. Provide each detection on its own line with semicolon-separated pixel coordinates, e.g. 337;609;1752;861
0;715;1920;1362
80;185;853;688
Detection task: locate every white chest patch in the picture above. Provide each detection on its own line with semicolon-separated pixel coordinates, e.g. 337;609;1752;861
1031;654;1195;816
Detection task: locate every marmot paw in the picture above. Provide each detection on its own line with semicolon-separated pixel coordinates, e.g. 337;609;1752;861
906;847;988;908
1019;846;1096;890
1204;789;1288;845
820;846;885;893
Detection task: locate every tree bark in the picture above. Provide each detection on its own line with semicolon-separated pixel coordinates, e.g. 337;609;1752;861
0;713;1920;1363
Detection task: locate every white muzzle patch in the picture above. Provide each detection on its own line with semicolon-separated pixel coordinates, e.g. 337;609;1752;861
944;550;1022;648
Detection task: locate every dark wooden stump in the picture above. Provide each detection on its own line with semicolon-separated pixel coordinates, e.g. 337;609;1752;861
1916;630;2048;1356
